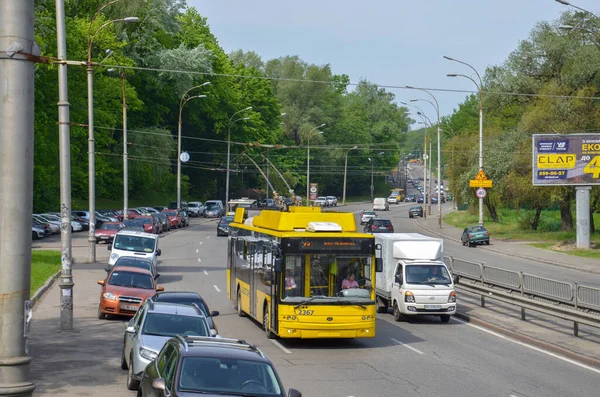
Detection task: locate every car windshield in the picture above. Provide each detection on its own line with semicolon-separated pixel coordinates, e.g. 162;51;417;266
373;220;391;226
108;271;154;289
405;265;452;285
123;220;143;227
164;211;177;217
317;197;326;200
142;313;208;337
205;205;218;211
113;258;152;273
102;223;122;230
139;217;153;224
363;211;375;216
468;226;487;233
113;234;156;253
154;296;208;315
220;215;234;224
178;357;281;395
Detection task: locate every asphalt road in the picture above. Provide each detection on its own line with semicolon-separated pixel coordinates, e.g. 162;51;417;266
146;216;600;397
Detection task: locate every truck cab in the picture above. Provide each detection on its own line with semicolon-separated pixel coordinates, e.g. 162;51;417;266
372;233;456;323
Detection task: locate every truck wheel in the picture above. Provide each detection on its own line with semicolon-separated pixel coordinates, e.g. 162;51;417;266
263;304;275;339
237;290;245;317
440;315;451;323
393;302;402;322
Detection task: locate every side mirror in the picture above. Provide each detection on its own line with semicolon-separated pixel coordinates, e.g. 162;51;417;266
97;280;105;286
125;325;136;334
453;275;460;285
151;378;166;391
210;310;220;317
156;286;164;292
107;243;112;250
288;389;302;397
210;329;218;337
375;258;383;273
274;257;283;273
104;267;111;273
156;248;162;256
394;274;403;284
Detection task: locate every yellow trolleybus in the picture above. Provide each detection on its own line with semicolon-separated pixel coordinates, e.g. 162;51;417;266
227;206;382;339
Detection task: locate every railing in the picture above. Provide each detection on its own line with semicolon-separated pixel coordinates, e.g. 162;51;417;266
445;256;600;336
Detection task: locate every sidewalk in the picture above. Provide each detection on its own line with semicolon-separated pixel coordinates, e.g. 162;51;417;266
414;203;600;275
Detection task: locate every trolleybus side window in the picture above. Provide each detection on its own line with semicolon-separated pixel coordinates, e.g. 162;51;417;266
284;255;303;298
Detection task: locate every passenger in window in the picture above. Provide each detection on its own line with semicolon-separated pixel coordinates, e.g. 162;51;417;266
341;273;359;289
285;270;297;291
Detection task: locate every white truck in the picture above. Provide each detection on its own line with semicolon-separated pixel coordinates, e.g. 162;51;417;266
370;233;456;323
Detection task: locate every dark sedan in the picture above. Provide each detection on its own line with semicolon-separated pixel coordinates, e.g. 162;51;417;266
408;206;424;218
461;225;490;247
149;291;220;333
363;218;394;233
217;215;234;236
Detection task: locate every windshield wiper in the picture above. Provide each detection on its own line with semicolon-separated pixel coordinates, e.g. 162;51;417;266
216;392;261;396
294;295;328;310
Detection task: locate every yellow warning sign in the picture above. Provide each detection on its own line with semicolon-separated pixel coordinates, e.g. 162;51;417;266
470;180;493;188
474;169;487;180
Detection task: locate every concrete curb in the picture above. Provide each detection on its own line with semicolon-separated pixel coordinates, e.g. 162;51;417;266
414;218;600;276
454;311;600;369
30;269;61;309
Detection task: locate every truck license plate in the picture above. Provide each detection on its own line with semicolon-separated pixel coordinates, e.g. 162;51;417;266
120;304;138;311
424;305;441;310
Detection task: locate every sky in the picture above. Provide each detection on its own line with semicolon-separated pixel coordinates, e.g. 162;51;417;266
189;0;599;121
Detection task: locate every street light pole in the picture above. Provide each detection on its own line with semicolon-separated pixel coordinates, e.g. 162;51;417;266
226;107;252;206
343;146;358;205
368;158;374;202
86;2;138;262
555;0;598;16
444;56;484;226
177;83;210;210
305;124;326;204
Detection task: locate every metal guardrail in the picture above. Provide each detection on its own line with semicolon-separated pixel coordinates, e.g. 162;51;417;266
445;255;600;336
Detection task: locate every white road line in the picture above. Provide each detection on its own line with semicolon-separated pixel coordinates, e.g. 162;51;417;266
270;339;292;354
196;249;199;253
452;317;600;374
197;258;202;263
203;270;208;276
199;241;203;245
391;338;424;355
213;285;221;292
207;236;211;239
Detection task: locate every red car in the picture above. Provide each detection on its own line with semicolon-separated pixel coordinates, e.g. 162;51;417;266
95;222;124;243
137;216;159;234
162;209;182;228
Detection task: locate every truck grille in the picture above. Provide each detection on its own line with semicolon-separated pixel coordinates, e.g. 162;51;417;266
119;296;143;304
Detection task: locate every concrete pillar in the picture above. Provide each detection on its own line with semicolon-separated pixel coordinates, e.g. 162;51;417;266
575;186;591;249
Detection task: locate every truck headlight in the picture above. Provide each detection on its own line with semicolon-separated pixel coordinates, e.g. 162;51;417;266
139;347;158;361
102;292;116;301
110;253;119;261
448;291;456;303
405;291;415;303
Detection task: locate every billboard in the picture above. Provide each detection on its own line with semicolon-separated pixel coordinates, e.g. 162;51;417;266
309;183;318;200
532;134;600;186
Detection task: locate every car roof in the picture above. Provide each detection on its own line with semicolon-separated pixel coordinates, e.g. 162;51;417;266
153;291;202;300
103;221;123;225
115;229;157;238
146;301;205;317
109;265;154;275
372;217;391;221
114;256;153;264
175;337;270;363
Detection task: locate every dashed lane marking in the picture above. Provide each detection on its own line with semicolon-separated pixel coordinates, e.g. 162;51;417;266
199;241;203;245
391;338;424;355
197;258;202;263
196;249;199;253
213;285;221;292
203;270;208;276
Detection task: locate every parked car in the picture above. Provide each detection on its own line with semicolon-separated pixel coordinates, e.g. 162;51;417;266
32;220;52;236
168;201;188;211
122;219;145;232
108;256;159;280
138;336;301;397
95;222;124;243
122;301;214;390
150;213;164;233
314;196;328;207
41;213;83;232
417;195;424;203
461;225;490;247
162;209;182;228
97;265;164;319
153;212;170;233
32;214;60;234
326;196;338;207
258;198;277;208
203;204;223;218
404;194;416;202
187;202;204;217
137;216;160;234
408;206;424;218
32;223;46;240
152;206;167;212
360;210;377;225
149;291;220;334
216;215;234;236
138;207;159;214
373;197;389;211
108;230;161;267
363;217;394;234
98;210;119;221
178;210;189;227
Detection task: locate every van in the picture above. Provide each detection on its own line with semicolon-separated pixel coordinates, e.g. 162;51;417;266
107;229;161;268
373;197;389;211
203;200;225;217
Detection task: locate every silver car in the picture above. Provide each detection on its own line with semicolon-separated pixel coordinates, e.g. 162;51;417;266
187;201;204;217
122;301;216;390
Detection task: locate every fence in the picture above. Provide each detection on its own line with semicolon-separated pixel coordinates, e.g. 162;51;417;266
445;256;600;336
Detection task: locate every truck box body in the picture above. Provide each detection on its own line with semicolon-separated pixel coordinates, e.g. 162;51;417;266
371;233;456;322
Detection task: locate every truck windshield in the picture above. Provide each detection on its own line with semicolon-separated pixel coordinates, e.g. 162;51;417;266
113;235;156;253
282;254;372;301
405;264;451;285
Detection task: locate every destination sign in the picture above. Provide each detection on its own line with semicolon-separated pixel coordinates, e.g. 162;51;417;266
532;134;600;186
283;237;373;254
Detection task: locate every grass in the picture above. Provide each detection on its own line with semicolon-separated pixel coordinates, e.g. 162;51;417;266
31;250;61;296
444;208;600;259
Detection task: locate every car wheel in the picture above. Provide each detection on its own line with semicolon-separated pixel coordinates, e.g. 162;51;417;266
126;354;140;390
440;315;451;323
97;304;105;320
263;304;275;339
121;347;128;370
393;302;402;322
237;290;245;317
485;240;490;245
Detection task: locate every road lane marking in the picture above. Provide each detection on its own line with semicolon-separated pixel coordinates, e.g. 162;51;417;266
196;249;199;253
203;270;208;276
207;236;211;239
199;241;203;245
391;338;424;355
270;340;292;354
213;285;221;292
197;258;202;263
452;317;600;374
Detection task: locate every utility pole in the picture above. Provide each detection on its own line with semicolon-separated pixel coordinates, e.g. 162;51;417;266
121;71;128;221
56;0;74;330
0;1;37;396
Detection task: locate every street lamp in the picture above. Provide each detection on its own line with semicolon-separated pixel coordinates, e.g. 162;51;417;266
305;124;326;204
86;0;138;262
177;82;210;210
368;152;385;202
555;0;598;16
226;107;252;205
444;56;484;226
343;146;358;205
408;87;442;228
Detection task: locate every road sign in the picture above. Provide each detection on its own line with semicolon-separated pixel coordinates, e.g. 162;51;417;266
309;183;318;200
475;169;487;180
476;188;487;198
180;152;190;163
469;180;493;188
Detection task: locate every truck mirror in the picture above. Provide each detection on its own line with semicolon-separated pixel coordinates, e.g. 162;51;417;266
375;258;383;273
274;258;283;273
453;275;460;285
394;274;402;284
